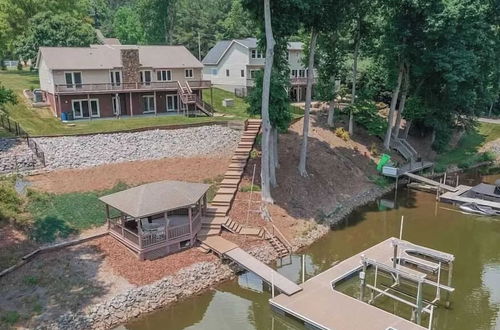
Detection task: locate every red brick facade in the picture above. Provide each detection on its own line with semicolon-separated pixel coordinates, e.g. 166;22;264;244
45;90;201;119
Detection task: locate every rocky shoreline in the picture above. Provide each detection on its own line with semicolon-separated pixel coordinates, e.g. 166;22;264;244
34;183;395;330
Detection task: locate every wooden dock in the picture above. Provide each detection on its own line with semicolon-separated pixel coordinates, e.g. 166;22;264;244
198;235;301;296
404;173;458;192
270;238;447;330
383;161;434;179
440;186;500;210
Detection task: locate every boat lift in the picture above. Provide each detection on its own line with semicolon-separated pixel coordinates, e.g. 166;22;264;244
359;238;455;329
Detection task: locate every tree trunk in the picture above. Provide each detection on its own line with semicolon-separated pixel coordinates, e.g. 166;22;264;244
403;120;412;139
327;99;335;127
349;17;361;135
393;65;410;138
273;127;279;169
269;129;277;187
298;29;318;177
260;0;275;203
383;62;405;150
489;102;494;117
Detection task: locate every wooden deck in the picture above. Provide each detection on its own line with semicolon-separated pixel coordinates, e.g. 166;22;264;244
440;187;500;210
404;173;458;192
270;238;437;330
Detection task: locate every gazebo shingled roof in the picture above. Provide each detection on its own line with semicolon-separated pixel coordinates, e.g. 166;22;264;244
99;181;210;218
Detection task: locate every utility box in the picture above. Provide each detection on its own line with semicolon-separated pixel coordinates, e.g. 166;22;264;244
33;89;43;102
222;98;234;107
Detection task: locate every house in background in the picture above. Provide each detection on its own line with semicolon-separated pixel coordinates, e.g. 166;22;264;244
202;37;317;101
36;44;213;120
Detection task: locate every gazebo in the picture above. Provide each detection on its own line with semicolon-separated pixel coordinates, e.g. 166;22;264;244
99;180;210;260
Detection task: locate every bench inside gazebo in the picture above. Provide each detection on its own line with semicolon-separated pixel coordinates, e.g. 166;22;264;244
99;180;210;260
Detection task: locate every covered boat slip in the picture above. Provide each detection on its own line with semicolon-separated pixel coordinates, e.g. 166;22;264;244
270;238;454;330
100;180;210;260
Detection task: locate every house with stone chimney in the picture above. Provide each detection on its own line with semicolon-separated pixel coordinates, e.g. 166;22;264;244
36;44;213;119
202;37;316;100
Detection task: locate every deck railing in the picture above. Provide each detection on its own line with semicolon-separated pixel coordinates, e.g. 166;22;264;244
55;80;210;93
167;223;190;239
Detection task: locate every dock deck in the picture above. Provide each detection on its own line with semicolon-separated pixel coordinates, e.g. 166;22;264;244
270;238;430;330
404;173;459;192
440;186;500;210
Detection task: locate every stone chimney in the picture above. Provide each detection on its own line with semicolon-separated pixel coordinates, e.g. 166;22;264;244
120;48;140;86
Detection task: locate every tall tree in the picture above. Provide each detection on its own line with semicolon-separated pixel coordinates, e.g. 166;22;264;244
14;12;97;61
136;0;176;44
112;6;145;44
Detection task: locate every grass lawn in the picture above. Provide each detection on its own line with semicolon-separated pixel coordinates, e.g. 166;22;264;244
0;70;234;136
203;87;251;118
435;122;500;170
26;183;128;242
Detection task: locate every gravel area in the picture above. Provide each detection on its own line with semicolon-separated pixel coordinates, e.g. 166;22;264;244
0;138;40;173
34;126;240;170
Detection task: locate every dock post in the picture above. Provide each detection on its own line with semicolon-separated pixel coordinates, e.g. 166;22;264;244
392;239;398;269
302;254;306;283
456;175;459;187
416;280;423;325
436;262;442;300
446;261;453;308
443;172;447;186
271;270;275;298
360;255;367;301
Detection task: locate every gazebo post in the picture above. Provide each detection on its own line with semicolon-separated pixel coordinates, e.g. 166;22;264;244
105;204;110;229
137;218;143;249
189;206;193;236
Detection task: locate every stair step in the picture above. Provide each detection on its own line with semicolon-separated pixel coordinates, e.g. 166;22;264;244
198;228;220;237
216;187;238;195
220;178;240;188
197;245;210;253
206;206;229;216
212;194;234;203
202;215;228;225
228;163;245;170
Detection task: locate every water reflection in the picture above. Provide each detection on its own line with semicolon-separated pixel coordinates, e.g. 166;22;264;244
125;170;500;330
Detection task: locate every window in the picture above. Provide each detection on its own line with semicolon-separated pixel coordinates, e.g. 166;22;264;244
112;97;120;115
226;69;230;77
291;70;298;78
299;69;306;78
185;69;193;78
65;72;82;88
140;70;152;85
110;71;121;86
72;99;99;118
156;70;172;81
250;70;258;79
211;68;218;75
143;95;155;113
241;70;245;77
251;49;265;59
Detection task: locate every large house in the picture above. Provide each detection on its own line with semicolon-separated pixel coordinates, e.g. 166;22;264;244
202;37;317;101
36;44;213;119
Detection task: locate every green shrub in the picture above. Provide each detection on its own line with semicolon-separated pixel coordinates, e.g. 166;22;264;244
433;163;447;173
478;151;496;162
457;158;474;169
1;311;20;325
239;184;261;192
334;127;350;141
29;215;75;243
0;60;6;71
351;101;387;136
0;181;22;222
250;149;259;159
16;62;22;71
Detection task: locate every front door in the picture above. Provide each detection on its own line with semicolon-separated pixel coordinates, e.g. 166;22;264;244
167;95;178;111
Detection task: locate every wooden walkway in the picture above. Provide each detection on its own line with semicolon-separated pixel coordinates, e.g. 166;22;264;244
440;187;500;210
404;172;458;192
270;238;444;330
198;235;301;296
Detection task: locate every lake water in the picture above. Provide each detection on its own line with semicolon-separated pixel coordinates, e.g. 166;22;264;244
124;171;500;330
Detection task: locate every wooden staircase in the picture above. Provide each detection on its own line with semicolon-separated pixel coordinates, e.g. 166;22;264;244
177;82;213;117
266;234;290;258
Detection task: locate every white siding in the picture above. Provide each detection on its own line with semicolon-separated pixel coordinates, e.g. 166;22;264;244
38;57;54;94
203;42;249;92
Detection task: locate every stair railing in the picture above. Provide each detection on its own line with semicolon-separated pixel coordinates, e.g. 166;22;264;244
270;224;293;254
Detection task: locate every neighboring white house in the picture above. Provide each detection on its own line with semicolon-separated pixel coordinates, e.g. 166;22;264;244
202;38;317;101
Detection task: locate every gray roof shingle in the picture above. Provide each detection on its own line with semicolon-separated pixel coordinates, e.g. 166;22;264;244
99;181;210;218
38;45;203;70
202;38;303;65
